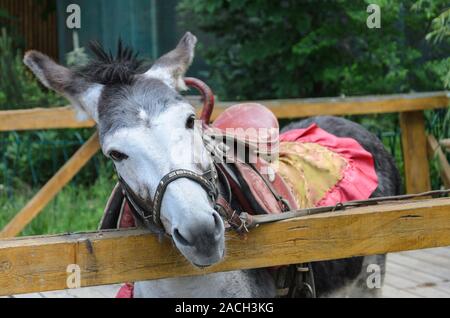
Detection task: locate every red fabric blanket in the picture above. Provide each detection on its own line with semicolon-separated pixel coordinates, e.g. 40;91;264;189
278;124;378;206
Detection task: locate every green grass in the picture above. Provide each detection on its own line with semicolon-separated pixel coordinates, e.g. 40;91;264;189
0;167;116;236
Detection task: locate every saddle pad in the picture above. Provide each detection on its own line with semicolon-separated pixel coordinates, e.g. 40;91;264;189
274;124;378;208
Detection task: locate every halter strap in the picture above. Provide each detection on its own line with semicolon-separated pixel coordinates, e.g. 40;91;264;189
118;165;219;233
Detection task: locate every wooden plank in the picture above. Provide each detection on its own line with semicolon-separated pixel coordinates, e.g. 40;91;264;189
213;91;450;119
399;111;431;194
38;290;76;298
439;138;450;151
418;246;450;260
427;135;450;188
386;261;442;287
398;249;450;269
0;133;100;238
12;292;45;299
386;260;450;297
13;285;121;298
0;92;448;131
388;253;450;281
0;197;449;296
382;284;421;298
0;106;95;132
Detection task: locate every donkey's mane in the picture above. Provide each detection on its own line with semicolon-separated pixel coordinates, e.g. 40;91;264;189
77;40;145;85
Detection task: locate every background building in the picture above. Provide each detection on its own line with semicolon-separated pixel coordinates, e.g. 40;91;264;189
0;0;207;77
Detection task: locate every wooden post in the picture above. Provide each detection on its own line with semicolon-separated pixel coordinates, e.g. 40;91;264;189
0;133;100;238
399;111;431;194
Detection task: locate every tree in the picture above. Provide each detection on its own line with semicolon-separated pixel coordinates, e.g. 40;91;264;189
178;0;449;100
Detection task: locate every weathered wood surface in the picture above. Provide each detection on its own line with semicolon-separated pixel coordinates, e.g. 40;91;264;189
400;111;431;194
7;246;449;298
0;197;449;296
0;106;96;131
439;138;450;151
382;246;450;298
427;135;450;188
0;133;100;238
0;92;448;131
214;91;449;119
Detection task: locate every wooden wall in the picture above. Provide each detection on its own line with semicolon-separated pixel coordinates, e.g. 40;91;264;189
0;0;58;59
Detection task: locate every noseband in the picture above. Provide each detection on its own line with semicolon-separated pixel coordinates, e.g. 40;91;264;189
118;166;219;233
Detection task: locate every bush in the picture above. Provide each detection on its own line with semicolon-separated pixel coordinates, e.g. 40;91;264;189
178;0;449;100
0;30;100;192
0;28;64;109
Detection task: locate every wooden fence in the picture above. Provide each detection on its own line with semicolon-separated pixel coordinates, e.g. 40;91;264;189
0;91;449;295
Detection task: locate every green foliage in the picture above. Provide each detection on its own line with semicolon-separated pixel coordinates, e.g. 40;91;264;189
0;164;115;236
412;1;450;88
0;28;115;235
178;0;449;100
0;30;100;191
0;29;64;109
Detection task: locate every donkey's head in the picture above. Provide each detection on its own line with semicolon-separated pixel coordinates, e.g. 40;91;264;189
24;33;225;267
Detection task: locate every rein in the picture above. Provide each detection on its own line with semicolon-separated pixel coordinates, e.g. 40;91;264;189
239;188;450;230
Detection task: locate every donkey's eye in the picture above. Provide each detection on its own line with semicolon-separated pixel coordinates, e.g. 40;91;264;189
186;114;196;129
109;150;128;162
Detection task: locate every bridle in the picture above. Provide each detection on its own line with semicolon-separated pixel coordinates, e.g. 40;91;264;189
118;167;220;233
115;78;237;234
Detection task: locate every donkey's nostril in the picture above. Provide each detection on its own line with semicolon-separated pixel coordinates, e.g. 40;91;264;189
173;228;191;246
212;211;223;234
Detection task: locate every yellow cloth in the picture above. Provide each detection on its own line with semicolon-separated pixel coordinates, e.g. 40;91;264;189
272;142;348;208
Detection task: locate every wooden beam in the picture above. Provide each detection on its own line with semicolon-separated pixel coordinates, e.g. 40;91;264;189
0;106;95;131
213;91;450;119
0;92;448;131
427;134;450;188
399;111;431;194
0;133;100;238
1;197;449;296
439;138;450;151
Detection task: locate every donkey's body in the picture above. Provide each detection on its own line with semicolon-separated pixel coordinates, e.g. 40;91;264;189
24;32;400;298
134;116;400;298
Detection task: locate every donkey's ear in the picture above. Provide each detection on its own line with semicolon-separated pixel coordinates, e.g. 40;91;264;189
144;32;197;91
24;50;103;122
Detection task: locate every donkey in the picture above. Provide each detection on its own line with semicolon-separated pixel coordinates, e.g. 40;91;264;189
24;32;400;298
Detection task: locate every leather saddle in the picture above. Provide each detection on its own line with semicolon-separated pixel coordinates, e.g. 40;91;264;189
100;103;298;229
209;103;297;215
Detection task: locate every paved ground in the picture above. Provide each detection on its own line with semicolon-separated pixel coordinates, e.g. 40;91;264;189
5;246;450;298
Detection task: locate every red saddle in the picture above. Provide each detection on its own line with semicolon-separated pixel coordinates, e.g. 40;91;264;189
211;103;298;215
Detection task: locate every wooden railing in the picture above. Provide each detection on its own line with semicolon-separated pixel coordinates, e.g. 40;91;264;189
0;91;449;295
0;91;447;131
1;197;449;296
